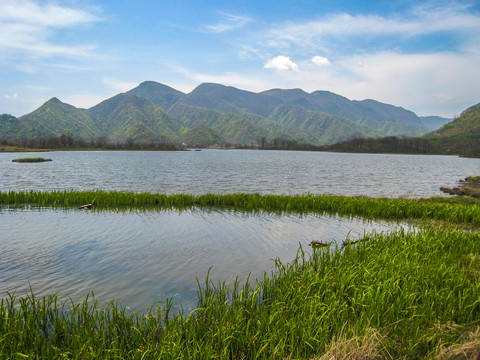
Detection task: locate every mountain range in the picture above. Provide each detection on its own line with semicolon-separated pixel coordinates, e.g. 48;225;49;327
0;81;452;147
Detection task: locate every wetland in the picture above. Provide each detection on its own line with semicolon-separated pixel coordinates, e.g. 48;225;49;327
1;149;480;358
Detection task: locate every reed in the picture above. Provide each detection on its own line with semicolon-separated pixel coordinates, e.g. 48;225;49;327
1;228;479;359
1;190;479;226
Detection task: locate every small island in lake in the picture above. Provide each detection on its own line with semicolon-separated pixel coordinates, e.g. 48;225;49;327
12;157;52;163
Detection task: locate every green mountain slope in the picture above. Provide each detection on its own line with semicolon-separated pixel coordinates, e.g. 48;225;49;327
1;80;451;147
168;101;268;144
185;83;281;117
0;114;23;140
176;124;226;147
267;105;381;145
88;93;186;142
423;103;480;157
127;81;185;110
17;98;101;140
262;89;427;136
427;103;480;138
327;102;480;157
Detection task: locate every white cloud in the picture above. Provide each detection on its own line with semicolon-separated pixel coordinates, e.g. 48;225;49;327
0;0;100;27
311;55;330;66
4;93;18;100
285;48;480;117
0;0;102;62
203;12;251;33
264;56;299;71
263;4;480;50
242;3;480;116
337;49;480;116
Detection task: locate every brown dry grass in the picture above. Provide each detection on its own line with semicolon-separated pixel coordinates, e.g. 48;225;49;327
312;328;389;360
435;327;480;359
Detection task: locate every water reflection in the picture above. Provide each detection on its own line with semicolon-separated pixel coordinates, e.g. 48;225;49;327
0;207;412;312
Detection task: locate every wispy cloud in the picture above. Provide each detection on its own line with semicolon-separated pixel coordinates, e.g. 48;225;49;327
203;12;251;33
264;56;299;71
0;0;102;63
4;93;18;101
0;0;100;27
263;3;480;51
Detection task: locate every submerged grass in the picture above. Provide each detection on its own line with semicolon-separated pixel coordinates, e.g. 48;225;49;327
1;228;479;359
1;190;480;226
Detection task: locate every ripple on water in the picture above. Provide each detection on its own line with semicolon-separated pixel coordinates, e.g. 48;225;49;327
0;208;413;312
1;150;479;196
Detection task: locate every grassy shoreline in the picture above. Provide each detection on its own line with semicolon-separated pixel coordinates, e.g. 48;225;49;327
1;192;479;358
1;190;479;225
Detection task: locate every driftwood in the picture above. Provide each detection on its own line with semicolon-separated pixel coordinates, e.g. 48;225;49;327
78;204;92;209
309;241;332;248
342;239;365;247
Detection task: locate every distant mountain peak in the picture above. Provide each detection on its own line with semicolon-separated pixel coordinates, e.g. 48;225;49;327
138;80;160;86
127;81;185;110
46;97;62;104
135;81;183;93
190;83;234;95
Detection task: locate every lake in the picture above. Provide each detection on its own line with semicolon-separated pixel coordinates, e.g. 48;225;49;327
2;149;479;197
1;150;479;312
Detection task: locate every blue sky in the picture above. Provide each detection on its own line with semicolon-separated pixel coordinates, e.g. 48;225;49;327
1;0;479;118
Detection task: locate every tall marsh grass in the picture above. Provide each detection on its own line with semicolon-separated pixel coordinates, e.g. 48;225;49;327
1;228;479;359
1;190;480;225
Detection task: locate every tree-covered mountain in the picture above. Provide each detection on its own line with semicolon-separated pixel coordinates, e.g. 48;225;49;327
127;81;184;110
168;101;269;144
87;93;186;142
17;98;100;140
262;89;427;136
176;124;226;147
326;102;480;157
422;102;480;157
184;83;281;117
265;105;381;145
1;80;452;146
426;103;480;138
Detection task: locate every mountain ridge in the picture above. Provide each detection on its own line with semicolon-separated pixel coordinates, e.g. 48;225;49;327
1;81;453;147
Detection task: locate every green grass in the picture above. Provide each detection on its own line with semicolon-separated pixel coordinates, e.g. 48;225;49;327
1;190;480;226
1;192;480;358
1;228;479;359
11;157;52;163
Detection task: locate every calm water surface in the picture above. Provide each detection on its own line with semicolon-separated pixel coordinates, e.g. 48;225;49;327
0;207;410;312
1;149;479;197
0;150;478;311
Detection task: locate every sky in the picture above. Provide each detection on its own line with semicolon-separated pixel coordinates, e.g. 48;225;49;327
1;0;480;118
